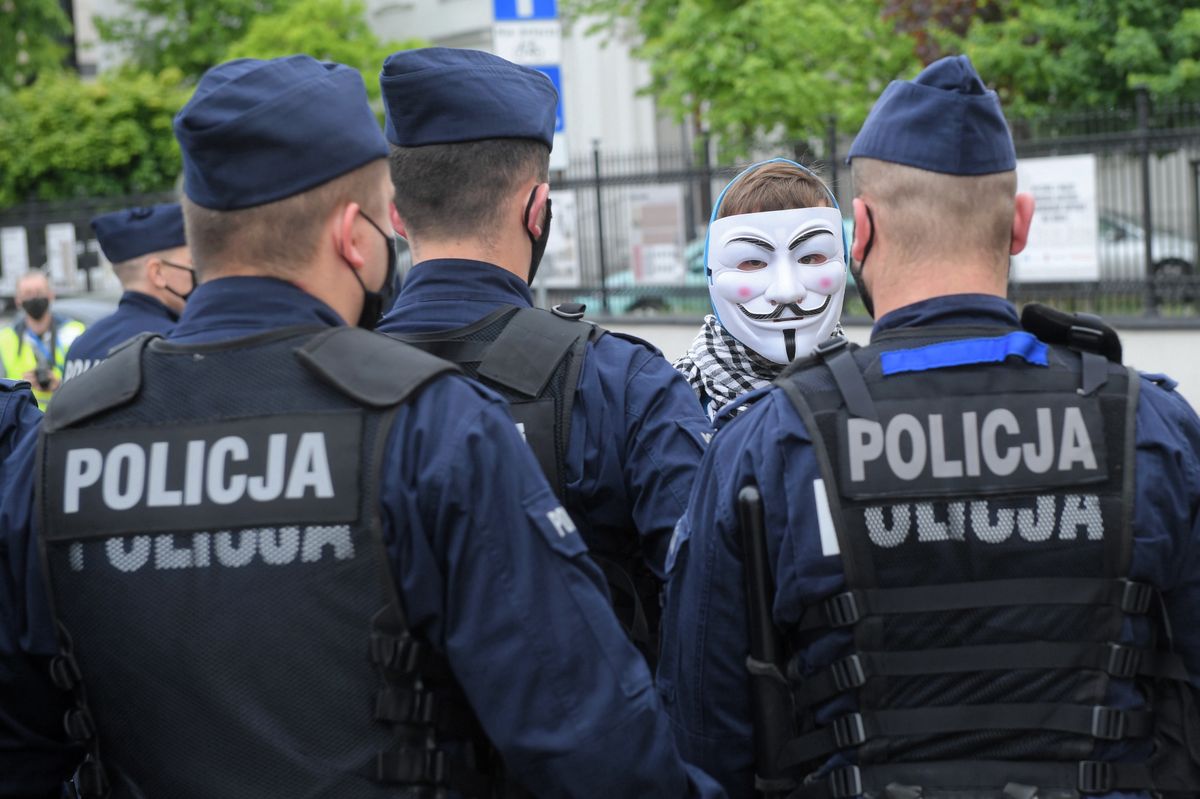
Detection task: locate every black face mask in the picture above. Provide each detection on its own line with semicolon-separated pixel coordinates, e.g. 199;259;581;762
523;186;552;286
849;204;877;319
161;259;197;303
22;296;49;321
352;211;398;331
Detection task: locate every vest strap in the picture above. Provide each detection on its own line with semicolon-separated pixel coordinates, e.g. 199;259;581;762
794;578;1156;632
787;759;1157;799
791;641;1189;710
811;337;877;421
297;327;457;408
777;704;1153;768
43;332;156;432
477;307;590;397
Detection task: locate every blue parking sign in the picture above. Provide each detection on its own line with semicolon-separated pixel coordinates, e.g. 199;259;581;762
493;0;557;20
532;65;565;133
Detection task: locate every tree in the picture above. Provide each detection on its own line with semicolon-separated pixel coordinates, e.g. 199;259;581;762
95;0;295;81
0;69;189;206
565;0;919;152
956;0;1200;116
0;0;71;88
224;0;426;104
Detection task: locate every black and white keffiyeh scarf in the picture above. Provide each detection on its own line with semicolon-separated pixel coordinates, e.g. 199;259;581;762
674;315;843;419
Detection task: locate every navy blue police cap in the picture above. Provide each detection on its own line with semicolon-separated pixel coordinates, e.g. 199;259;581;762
380;47;557;149
847;55;1016;175
174;55;388;210
91;203;187;263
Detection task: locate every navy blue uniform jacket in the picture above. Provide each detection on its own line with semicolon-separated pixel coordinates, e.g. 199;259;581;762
0;277;724;798
379;259;712;580
659;295;1200;799
62;292;178;382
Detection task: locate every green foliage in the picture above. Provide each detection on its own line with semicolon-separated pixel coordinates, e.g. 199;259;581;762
225;0;426;103
0;0;71;89
0;69;189;206
565;0;920;151
95;0;295;80
958;0;1200;115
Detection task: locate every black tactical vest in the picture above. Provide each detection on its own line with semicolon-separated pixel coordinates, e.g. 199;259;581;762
762;326;1196;799
35;326;497;799
389;306;662;662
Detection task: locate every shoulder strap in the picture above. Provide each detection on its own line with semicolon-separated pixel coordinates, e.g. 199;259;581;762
43;333;157;433
477;307;592;397
0;378;31;393
297;327;458;408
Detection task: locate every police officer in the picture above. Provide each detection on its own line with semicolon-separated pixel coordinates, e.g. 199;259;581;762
659;56;1200;798
376;48;712;661
0;55;723;798
0;271;85;408
63;203;194;381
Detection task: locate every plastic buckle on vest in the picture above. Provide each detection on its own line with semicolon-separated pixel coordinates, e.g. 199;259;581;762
72;756;110;798
1068;323;1105;354
814;336;849;359
832;713;868;748
1091;707;1127;741
1078;761;1114;793
1105;643;1141;679
831;654;868;692
63;707;96;742
50;653;83;691
551;303;586;320
1119;581;1153;614
370;630;425;675
823;592;863;628
829;765;864;798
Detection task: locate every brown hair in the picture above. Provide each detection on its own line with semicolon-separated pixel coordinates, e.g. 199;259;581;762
717;161;833;218
182;158;389;279
389;139;549;241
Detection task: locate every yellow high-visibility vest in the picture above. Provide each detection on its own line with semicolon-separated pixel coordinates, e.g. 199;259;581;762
0;317;86;409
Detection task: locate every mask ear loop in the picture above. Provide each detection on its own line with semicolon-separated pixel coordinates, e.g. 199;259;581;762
704;157;844;323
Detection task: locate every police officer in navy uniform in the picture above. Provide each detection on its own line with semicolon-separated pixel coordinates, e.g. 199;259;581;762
63;203;195;381
659;55;1200;798
376;48;712;662
0;55;724;799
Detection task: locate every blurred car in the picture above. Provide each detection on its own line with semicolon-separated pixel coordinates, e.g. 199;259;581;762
1098;212;1194;279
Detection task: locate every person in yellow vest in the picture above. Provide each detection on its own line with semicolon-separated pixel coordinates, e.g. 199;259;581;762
0;270;85;408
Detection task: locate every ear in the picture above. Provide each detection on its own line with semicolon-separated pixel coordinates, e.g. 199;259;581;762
145;257;168;288
336;202;367;271
389;202;408;241
851;198;872;262
1009;192;1036;256
525;183;551;239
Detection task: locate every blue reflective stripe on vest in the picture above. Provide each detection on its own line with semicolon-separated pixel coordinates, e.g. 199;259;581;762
880;332;1049;376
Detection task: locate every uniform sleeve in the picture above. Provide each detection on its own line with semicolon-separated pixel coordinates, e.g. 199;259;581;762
658;417;757;799
381;380;724;798
619;345;712;577
0;428;81;797
1131;379;1200;687
0;384;42;471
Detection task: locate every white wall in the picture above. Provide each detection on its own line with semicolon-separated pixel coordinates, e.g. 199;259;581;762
608;320;1200;409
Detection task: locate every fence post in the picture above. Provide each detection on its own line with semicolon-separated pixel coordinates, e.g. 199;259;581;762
826;116;839;195
1192;160;1200;290
1136;86;1156;315
698;134;713;228
592;139;610;314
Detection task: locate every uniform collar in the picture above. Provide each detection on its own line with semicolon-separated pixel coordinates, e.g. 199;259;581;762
872;294;1019;340
170;276;345;344
395;259;533;309
120;290;180;323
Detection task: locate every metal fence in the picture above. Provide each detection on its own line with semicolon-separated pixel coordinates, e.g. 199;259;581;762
3;97;1200;323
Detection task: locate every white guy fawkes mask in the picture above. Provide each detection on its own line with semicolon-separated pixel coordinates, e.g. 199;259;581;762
706;205;847;364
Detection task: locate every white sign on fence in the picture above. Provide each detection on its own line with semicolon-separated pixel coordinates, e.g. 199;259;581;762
628;185;686;283
0;227;30;293
1011;154;1099;283
537;189;581;287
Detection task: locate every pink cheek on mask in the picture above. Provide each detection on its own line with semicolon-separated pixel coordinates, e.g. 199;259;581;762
737;286;752;299
819;277;832;290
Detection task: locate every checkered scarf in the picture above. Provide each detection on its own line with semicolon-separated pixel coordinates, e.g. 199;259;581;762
674;315;844;419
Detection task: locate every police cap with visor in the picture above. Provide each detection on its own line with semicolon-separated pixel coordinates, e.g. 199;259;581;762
91;204;187;263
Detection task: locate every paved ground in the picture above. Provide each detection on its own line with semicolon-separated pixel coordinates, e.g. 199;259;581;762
608;320;1200;408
